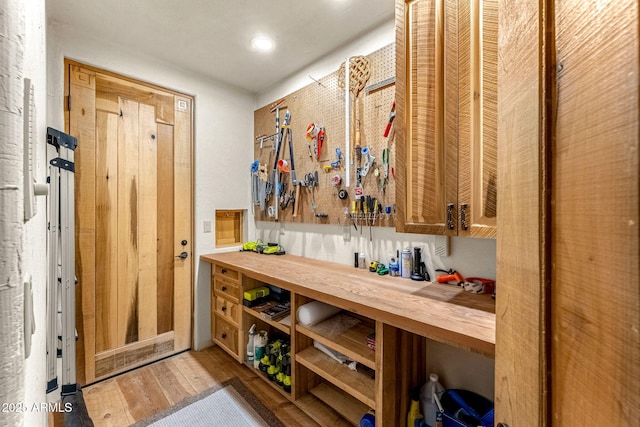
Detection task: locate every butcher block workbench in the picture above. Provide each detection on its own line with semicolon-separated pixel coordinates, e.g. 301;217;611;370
201;251;495;427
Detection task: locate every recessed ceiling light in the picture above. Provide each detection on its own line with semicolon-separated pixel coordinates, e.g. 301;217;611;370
251;35;275;52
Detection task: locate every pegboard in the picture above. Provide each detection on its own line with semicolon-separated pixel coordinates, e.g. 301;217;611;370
253;44;396;229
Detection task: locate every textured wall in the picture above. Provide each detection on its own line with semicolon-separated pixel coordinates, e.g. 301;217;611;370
0;0;25;425
22;0;49;425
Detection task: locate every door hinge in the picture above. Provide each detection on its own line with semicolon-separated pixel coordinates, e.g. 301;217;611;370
66;95;71;112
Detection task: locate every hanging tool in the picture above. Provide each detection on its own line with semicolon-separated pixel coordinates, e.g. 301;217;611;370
305;123;316;158
383;101;396;138
304;171;319;213
316;126;325;159
361;147;375;177
355;119;361;157
271;110;298;220
339;56;371;188
379;148;389;192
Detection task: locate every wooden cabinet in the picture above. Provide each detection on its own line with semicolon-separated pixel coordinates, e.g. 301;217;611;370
395;0;497;237
203;252;494;427
211;265;243;361
495;1;640;426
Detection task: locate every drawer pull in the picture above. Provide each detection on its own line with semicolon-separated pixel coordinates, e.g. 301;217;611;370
221;333;227;339
221;268;227;274
221;305;227;312
222;286;227;292
460;203;469;230
447;203;455;230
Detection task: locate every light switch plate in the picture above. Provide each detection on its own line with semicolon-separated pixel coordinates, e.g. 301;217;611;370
203;220;212;233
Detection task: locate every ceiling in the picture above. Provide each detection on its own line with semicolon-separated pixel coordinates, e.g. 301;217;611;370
47;0;395;94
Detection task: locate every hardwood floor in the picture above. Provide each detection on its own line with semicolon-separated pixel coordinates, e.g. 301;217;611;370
73;346;318;426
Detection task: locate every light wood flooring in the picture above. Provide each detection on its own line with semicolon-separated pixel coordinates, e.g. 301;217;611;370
58;345;318;426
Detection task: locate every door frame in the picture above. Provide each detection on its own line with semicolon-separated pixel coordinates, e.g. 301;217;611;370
64;59;195;385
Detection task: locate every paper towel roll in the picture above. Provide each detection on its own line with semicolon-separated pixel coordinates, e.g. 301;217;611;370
297;301;341;326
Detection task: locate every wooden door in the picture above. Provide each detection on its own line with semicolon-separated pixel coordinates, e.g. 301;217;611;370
552;0;639;424
395;0;459;235
457;0;497;238
66;61;193;384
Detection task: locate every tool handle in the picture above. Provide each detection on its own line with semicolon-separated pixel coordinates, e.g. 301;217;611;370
383;122;392;137
293;185;301;218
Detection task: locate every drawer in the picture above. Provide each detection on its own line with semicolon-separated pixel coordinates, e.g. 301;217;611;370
215;296;241;326
214;276;241;303
214;315;239;357
214;265;239;283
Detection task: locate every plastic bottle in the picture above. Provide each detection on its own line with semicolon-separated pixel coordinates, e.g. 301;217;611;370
246;324;256;364
420;373;445;427
407;387;424;427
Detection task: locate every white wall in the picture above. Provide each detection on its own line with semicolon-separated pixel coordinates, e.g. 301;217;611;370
21;0;48;425
255;17;496;399
46;22;256;352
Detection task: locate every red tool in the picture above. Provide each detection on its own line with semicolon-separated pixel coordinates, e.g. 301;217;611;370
317;126;325;159
383;101;396;137
435;269;464;285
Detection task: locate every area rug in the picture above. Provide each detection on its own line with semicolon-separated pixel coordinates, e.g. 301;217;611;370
132;377;285;427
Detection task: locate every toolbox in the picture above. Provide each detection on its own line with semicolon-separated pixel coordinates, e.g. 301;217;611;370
243;286;270;307
439;389;494;427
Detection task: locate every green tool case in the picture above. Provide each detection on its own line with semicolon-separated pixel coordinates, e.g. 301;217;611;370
243;286;270;306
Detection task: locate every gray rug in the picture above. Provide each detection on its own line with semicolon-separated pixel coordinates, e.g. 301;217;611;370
132;377;285;427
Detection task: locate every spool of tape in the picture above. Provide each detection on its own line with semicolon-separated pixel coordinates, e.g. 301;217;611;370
338;189;348;199
332;175;342;186
277;159;289;172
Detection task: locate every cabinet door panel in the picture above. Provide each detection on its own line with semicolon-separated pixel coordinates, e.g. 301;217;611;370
396;0;458;235
458;0;498;238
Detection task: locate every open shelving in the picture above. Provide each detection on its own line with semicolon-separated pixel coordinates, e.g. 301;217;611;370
296;345;376;409
203;251;496;427
243;305;291;335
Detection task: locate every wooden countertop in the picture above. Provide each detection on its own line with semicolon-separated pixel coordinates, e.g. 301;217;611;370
201;252;495;356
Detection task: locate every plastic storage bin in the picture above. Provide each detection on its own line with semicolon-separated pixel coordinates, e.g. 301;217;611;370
439;389;494;427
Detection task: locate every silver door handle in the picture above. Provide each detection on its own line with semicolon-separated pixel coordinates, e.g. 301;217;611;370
175;251;188;259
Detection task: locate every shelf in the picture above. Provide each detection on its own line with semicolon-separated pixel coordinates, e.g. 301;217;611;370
244;362;293;400
296;346;376;409
297;316;375;370
296;392;354;427
243;362;354;427
310;381;371;426
243;305;291;335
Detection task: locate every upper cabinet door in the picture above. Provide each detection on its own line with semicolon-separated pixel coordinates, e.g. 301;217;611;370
396;0;458;235
395;0;497;238
457;0;498;238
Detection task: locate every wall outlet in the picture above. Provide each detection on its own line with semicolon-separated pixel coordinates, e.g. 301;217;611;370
203;220;212;233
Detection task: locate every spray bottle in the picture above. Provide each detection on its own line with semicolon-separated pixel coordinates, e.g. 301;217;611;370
246;323;256;364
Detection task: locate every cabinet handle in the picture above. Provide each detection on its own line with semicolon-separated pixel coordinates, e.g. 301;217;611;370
221;268;227;274
221;305;227;312
222;286;227;292
460;203;469;230
221;333;227;339
447;203;455;230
